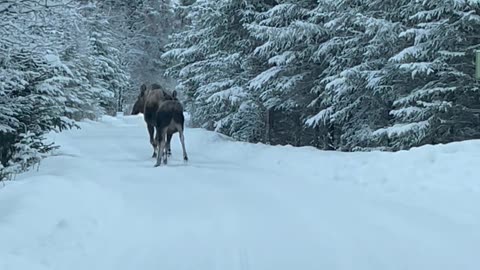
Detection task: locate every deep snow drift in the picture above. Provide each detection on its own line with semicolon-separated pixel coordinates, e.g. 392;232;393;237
1;115;480;270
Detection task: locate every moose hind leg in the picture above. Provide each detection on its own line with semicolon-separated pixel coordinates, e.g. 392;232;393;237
147;124;157;158
166;132;173;156
161;132;168;165
162;139;168;165
154;130;166;167
178;128;188;162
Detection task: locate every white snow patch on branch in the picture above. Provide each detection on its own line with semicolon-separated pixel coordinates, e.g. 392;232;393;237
373;121;429;137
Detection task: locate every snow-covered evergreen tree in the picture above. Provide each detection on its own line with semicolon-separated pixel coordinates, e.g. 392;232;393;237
103;0;177;111
161;0;480;151
0;1;78;179
304;0;408;150
81;1;130;115
163;0;270;141
374;0;480;150
246;1;325;146
0;0;131;180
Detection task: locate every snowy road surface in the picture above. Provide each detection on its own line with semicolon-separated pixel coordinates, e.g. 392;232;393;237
1;115;480;270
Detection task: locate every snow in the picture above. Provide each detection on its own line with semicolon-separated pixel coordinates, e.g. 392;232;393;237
44;54;62;66
394;86;457;106
438;50;466;57
389;106;424;119
325;76;350;96
313;37;343;60
410;9;445;21
365;70;383;89
399;62;435;78
268;51;295;66
464;11;480;22
1;115;480;270
263;3;302;18
248;66;282;90
398;28;429;45
206;86;246;104
305;107;332;126
0;124;15;133
389;46;423;62
252;40;274;56
198;80;234;95
373;121;429;137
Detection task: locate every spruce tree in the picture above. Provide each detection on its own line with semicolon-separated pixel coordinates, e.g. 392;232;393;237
376;0;480;149
163;0;269;141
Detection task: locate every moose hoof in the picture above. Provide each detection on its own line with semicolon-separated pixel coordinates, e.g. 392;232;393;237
163;158;168;165
152;152;157;158
184;156;188;162
154;162;161;167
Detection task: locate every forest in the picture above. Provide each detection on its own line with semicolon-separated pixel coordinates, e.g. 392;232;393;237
1;0;480;180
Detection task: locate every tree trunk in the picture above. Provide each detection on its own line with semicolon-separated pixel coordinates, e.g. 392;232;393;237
265;108;274;144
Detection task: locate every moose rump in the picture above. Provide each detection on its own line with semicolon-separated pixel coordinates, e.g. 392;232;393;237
154;100;188;167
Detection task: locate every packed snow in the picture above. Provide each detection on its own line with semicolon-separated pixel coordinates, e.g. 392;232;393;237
1;114;480;270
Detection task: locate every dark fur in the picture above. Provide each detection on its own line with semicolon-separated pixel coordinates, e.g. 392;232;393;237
154;100;188;166
131;98;143;115
131;84;148;115
151;83;163;91
156;101;185;130
131;83;180;158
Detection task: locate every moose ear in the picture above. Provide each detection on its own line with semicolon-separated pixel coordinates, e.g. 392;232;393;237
140;84;147;94
172;90;177;98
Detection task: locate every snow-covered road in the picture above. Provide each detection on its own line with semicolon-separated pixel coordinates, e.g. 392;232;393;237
1;115;480;270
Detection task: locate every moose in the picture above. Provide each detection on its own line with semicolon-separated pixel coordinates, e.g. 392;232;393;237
131;83;188;166
154;97;188;166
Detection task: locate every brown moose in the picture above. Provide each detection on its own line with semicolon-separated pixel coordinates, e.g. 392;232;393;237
131;83;188;166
